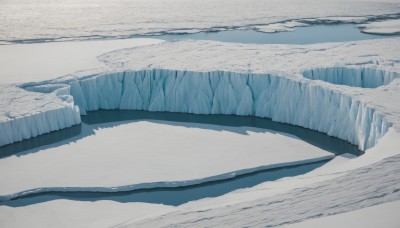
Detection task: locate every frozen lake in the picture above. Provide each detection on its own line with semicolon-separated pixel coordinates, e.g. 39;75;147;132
138;24;400;44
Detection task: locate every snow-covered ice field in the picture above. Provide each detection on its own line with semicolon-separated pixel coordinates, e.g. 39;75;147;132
1;0;400;227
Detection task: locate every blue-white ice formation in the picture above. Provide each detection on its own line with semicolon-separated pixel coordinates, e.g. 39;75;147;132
0;85;80;147
1;67;395;151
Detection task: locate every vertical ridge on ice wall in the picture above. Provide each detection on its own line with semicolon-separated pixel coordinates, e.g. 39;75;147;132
66;68;392;151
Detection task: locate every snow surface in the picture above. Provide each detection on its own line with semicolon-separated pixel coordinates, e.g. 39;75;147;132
0;38;163;84
359;19;400;35
0;200;172;228
286;200;400;228
1;0;400;43
0;120;333;199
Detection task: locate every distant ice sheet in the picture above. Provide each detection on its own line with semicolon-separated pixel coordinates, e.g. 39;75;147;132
1;0;400;43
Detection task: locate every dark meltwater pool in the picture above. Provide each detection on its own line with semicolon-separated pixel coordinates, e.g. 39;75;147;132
138;24;400;44
0;110;361;207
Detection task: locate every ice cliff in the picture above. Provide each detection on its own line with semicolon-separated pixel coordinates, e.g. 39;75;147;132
9;67;390;151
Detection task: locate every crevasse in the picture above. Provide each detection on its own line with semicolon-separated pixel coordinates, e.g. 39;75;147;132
1;68;393;151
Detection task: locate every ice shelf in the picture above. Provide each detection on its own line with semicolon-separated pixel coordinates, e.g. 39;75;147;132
1;38;400;151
